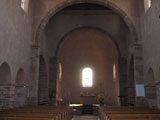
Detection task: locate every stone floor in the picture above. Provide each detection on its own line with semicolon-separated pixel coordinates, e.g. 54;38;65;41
72;115;100;120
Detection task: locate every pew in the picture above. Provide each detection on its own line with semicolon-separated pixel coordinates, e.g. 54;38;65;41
0;106;73;120
99;106;160;120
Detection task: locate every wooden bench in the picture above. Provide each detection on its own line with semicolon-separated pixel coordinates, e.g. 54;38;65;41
0;106;73;120
99;106;160;120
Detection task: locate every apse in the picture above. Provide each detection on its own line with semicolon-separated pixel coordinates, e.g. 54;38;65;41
57;28;119;105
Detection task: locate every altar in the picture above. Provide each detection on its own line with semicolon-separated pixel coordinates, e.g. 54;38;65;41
80;95;96;105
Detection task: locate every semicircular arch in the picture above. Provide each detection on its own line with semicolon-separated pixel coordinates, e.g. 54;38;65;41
35;0;138;45
0;62;12;84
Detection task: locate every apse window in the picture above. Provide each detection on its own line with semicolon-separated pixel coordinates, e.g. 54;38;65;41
58;63;62;80
82;68;93;87
113;64;116;81
21;0;29;13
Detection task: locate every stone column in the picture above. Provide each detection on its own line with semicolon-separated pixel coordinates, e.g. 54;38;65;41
134;44;146;106
119;57;128;106
127;55;136;106
28;45;40;105
49;57;58;105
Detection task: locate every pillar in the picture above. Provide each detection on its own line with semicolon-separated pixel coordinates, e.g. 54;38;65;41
134;44;146;106
49;57;58;105
28;45;40;105
119;57;128;106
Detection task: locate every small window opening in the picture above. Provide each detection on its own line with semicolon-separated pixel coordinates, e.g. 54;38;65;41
58;63;62;80
82;68;93;87
21;0;29;13
113;64;116;81
144;0;152;13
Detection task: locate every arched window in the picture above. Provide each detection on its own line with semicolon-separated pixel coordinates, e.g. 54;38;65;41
113;64;116;81
58;63;62;80
82;68;93;87
21;0;29;13
144;0;152;12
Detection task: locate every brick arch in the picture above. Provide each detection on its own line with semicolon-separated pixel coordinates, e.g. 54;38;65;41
55;26;121;58
35;0;138;45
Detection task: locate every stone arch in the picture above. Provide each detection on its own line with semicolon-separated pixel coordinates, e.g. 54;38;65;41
0;62;12;109
14;68;26;107
15;68;25;85
38;55;49;105
0;62;11;84
127;55;136;106
145;68;157;108
35;0;138;45
31;0;139;106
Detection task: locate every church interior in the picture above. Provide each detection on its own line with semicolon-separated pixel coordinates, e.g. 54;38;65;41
0;0;160;120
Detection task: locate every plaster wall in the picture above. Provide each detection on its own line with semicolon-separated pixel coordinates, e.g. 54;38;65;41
0;0;33;108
